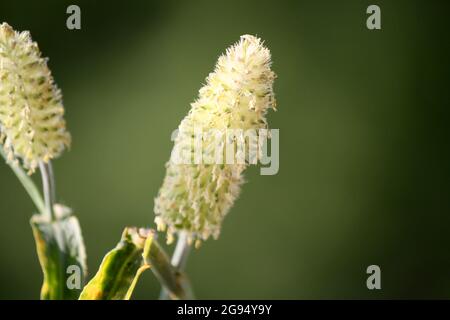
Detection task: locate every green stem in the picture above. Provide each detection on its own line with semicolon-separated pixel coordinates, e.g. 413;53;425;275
159;231;191;300
0;147;46;215
38;161;56;221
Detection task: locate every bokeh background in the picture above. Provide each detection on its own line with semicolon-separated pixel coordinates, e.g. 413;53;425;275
0;0;449;299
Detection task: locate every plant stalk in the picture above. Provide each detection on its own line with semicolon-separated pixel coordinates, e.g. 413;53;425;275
0;147;46;214
159;231;191;299
171;231;191;271
38;161;56;221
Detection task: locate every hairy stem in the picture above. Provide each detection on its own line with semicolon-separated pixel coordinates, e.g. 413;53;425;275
159;231;191;299
0;147;46;215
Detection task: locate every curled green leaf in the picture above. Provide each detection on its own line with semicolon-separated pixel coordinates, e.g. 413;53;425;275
31;205;87;300
79;227;193;300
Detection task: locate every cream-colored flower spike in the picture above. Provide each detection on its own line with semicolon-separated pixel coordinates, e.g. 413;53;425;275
0;23;70;174
154;35;276;245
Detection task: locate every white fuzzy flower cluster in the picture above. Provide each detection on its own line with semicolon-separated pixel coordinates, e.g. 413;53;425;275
154;35;276;245
0;23;70;174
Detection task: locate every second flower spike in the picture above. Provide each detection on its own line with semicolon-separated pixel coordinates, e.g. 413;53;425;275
154;35;277;245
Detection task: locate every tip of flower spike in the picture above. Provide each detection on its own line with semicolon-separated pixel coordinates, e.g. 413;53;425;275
0;22;8;30
0;22;14;34
240;34;260;42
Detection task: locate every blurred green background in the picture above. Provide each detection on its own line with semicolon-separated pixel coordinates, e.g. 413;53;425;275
0;0;449;299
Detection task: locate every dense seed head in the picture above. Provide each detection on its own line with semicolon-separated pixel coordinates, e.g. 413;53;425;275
154;35;276;244
0;23;70;174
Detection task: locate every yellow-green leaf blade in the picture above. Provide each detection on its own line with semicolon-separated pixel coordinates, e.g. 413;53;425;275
31;210;87;300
